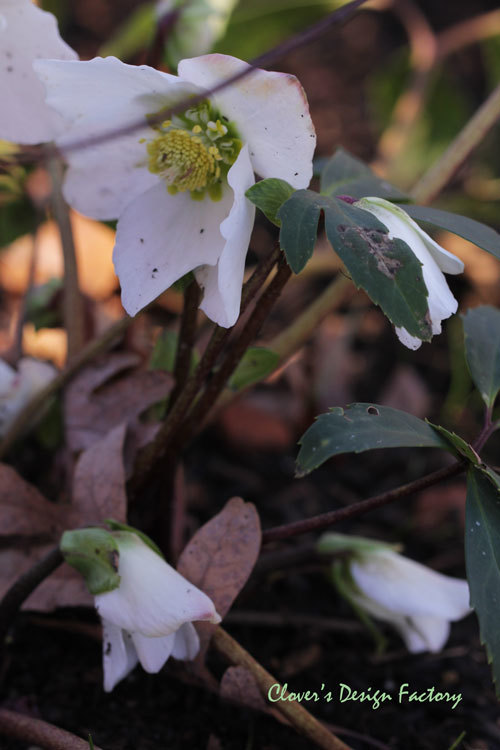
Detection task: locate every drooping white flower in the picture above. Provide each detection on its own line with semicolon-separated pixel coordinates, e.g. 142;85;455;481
155;0;239;67
354;197;464;350
318;533;470;653
94;532;221;692
0;0;77;144
34;54;316;327
0;356;56;436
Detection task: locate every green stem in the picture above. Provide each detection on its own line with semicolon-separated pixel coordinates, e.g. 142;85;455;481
411;81;500;204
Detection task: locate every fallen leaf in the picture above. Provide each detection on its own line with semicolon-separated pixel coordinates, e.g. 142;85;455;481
0;463;61;538
177;497;261;658
220;666;268;712
64;352;172;453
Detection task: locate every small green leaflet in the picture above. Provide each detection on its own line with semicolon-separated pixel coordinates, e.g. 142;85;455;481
399;204;500;261
278;190;432;340
320;147;409;201
465;468;500;695
228;347;279;391
429;424;481;465
60;528;120;595
462;306;500;409
149;329;199;375
245;178;295;226
296;403;451;476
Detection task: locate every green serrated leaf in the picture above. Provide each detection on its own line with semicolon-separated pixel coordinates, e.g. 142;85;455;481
400;204;500;261
462;306;500;409
60;529;120;595
228;346;279;391
320;147;409;201
245;178;295;226
465;467;500;695
428;423;481;465
296;403;452;476
278;190;432;339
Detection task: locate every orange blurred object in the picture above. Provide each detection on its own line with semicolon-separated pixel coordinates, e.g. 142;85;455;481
0;212;118;300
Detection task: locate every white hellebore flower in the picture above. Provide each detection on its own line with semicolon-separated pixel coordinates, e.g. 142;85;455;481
34;54;316;327
354;197;464;350
319;534;470;653
0;357;56;436
95;532;221;692
0;0;77;144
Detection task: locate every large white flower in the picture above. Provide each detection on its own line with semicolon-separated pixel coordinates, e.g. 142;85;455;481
354;197;464;350
0;356;56;436
34;54;316;327
318;533;470;653
95;532;221;692
0;0;77;144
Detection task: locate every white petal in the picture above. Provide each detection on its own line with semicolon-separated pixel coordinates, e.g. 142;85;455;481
178;54;316;189
196;145;255;327
34;56;201;219
351;549;470;621
131;631;175;673
0;0;77;144
401;615;450;653
171;622;200;661
95;534;220;637
102;619;138;692
114;182;234;316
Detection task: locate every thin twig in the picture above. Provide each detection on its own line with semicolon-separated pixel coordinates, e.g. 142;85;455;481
212;627;352;750
261;461;465;544
177;256;292;445
0;547;63;647
411;81;500;204
437;9;500;60
168;279;202;410
0;316;131;458
47;157;85;362
11;0;368;166
0;709;102;750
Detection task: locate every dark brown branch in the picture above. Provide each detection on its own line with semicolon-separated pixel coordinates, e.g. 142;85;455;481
0;547;63;646
168;279;202;410
262;461;465;544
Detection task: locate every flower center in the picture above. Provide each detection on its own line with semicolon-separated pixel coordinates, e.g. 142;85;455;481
145;101;242;201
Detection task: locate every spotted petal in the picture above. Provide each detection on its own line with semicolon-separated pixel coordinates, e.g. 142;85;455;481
102;619;138;693
178;54;316;190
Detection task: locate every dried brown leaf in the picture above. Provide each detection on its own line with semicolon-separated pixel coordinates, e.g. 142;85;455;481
177;497;261;657
0;464;62;539
220;666;268;712
64;352;172;453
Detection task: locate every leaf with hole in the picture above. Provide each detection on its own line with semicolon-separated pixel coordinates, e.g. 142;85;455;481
296;403;452;476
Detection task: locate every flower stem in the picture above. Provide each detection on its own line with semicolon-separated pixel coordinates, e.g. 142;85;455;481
411;81;500;204
48;157;86;362
0;546;63;648
0;316;131;459
261;461;465;544
177;255;292;445
0;709;102;750
131;246;282;489
212;627;352;750
168;279;202;411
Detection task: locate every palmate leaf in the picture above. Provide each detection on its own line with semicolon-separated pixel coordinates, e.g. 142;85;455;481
277;190;432;340
296;404;451;476
462;306;500;409
320;147;409;201
465;468;500;695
